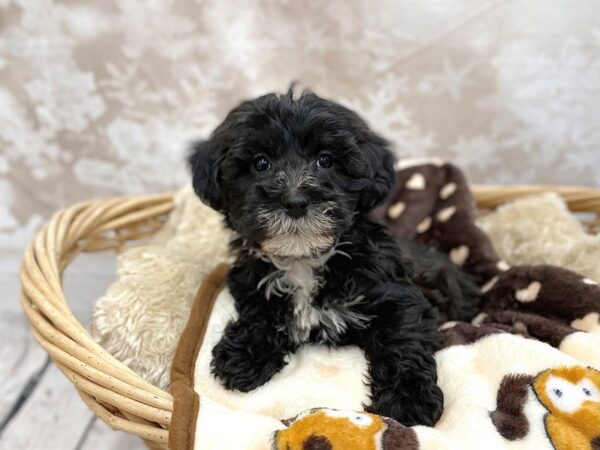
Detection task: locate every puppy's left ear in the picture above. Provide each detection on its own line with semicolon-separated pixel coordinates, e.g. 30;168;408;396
188;139;225;212
358;134;396;211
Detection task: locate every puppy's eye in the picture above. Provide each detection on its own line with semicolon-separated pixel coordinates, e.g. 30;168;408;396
317;154;332;168
253;156;271;172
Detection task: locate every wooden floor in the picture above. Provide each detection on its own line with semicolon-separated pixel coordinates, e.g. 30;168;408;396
0;251;147;450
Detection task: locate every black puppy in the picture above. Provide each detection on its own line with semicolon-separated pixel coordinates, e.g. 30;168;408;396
189;89;480;426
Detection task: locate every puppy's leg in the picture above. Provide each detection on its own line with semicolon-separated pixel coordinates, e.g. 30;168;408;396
397;236;481;323
211;316;296;392
360;282;443;426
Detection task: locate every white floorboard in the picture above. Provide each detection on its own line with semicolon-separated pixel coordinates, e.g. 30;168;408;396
0;250;147;450
0;272;48;425
0;364;95;450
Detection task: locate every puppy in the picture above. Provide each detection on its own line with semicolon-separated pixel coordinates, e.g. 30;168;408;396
189;89;480;426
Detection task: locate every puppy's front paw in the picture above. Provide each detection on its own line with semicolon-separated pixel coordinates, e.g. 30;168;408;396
211;335;286;392
367;380;444;427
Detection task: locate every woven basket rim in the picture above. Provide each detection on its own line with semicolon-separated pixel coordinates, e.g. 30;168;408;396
19;185;600;447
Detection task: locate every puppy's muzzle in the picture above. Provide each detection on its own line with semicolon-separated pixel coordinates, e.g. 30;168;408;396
281;189;309;218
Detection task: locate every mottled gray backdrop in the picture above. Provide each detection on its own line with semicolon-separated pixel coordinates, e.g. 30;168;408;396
1;0;600;250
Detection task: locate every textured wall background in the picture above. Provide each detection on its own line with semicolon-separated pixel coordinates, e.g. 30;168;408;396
1;0;600;250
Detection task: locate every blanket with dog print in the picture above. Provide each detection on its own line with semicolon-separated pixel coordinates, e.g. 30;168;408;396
168;161;600;450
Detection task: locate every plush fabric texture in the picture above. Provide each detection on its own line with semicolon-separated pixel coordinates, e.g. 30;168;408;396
375;162;600;341
175;269;600;450
272;409;417;450
273;339;600;450
92;186;232;389
93;162;600;449
477;192;600;284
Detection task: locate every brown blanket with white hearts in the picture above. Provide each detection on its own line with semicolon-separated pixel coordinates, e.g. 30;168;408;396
374;162;600;350
171;162;600;450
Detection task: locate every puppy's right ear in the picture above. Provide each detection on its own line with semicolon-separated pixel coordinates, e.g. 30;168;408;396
188;139;225;212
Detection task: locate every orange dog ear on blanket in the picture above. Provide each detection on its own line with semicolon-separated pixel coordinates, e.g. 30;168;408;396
491;366;600;450
272;408;417;450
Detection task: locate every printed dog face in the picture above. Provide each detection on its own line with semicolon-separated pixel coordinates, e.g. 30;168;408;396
190;90;395;258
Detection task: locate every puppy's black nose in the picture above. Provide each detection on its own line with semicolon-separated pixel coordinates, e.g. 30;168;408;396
282;190;309;218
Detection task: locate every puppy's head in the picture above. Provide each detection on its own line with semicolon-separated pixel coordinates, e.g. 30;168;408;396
189;90;395;258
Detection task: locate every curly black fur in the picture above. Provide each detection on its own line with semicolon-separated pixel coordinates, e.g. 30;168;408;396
189;89;480;426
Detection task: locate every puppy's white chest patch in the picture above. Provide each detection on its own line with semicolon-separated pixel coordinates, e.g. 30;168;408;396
288;263;322;342
258;250;370;344
259;254;330;343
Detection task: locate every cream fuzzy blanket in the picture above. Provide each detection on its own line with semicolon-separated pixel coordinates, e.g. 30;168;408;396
182;283;600;449
92;186;232;389
477;192;600;283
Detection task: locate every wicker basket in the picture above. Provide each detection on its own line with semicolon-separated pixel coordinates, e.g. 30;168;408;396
19;186;600;449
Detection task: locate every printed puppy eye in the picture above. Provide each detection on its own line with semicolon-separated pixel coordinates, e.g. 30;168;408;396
553;388;563;398
317;154;332;168
253;157;271;171
583;388;592;396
